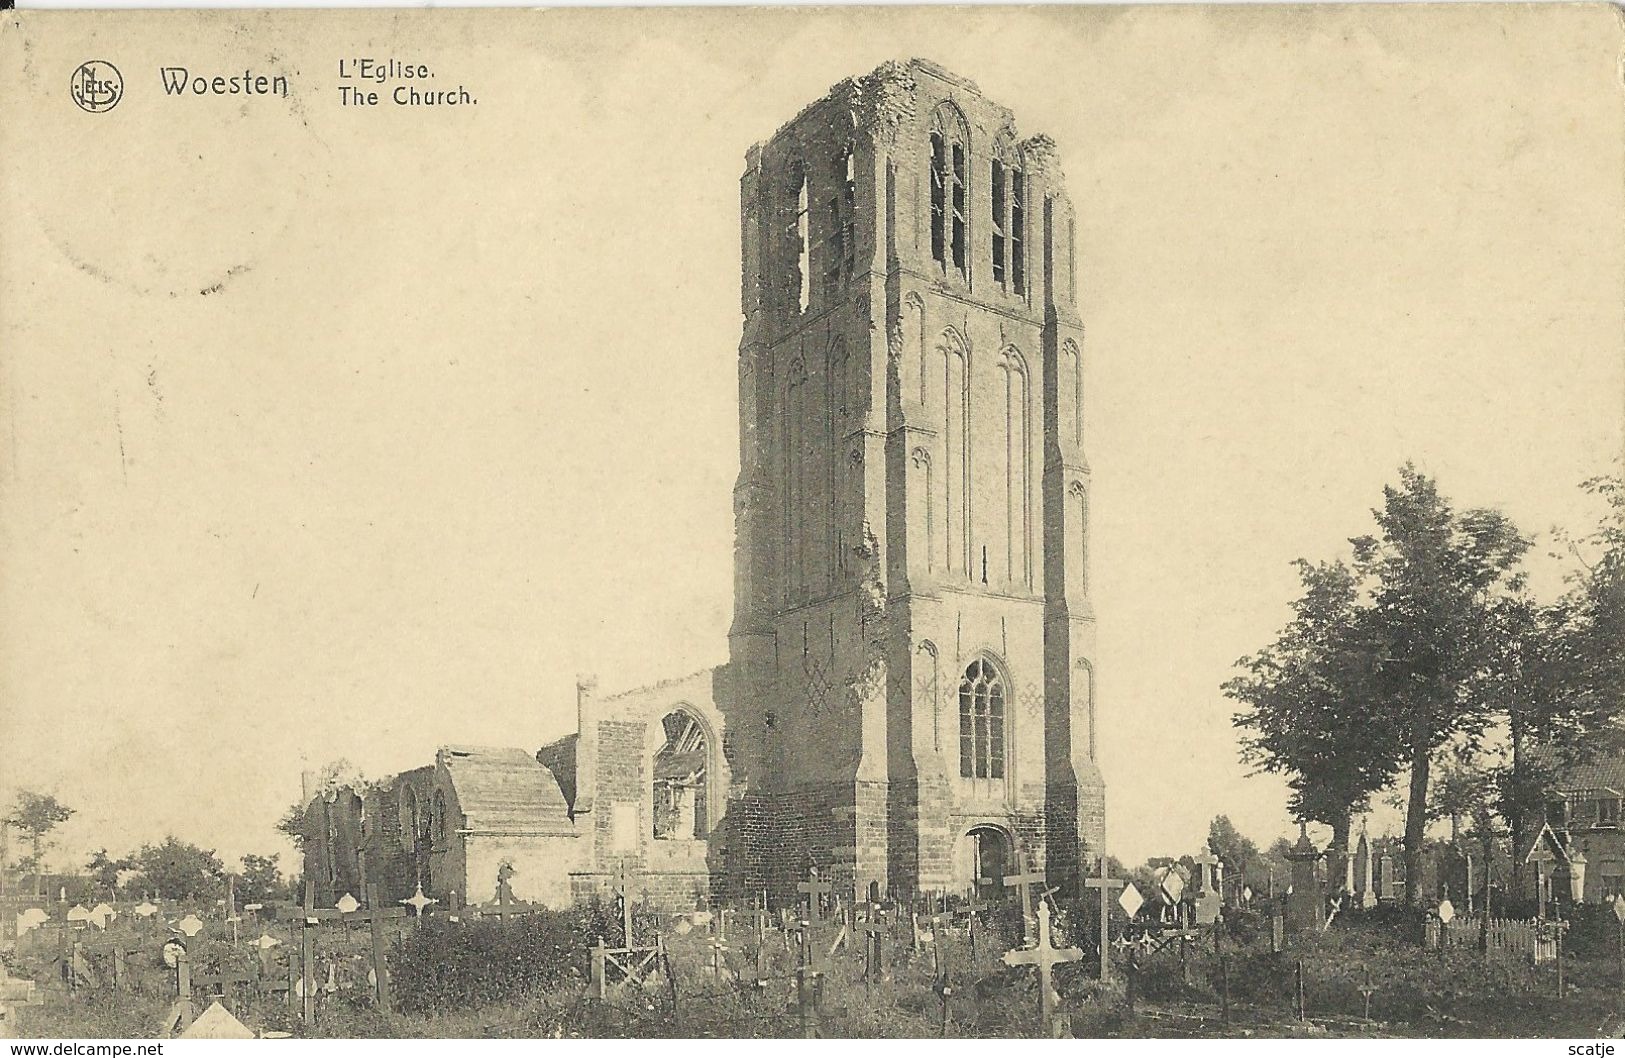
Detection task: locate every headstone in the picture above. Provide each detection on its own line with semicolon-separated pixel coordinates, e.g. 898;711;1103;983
15;908;47;934
1192;851;1223;925
179;1001;254;1039
1378;854;1398;904
1284;823;1325;935
1355;830;1375;909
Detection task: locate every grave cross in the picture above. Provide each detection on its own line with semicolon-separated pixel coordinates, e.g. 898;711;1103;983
1084;857;1125;983
336;883;407;1010
962;885;993;963
478;867;544;925
79;937;145;991
176;952;258;1026
1002;900;1082;1037
797;867;833;924
1004;852;1047;944
709;911;731;978
746;901;773;979
275;880;347;1027
613;861;638;948
857;894;887;983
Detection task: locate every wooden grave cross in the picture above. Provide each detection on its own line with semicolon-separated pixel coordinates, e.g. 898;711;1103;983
709;909;732;978
336;883;407;1009
962;885;994;963
275;880;348;1027
223;876;241;946
746;901;773;980
476;864;545;925
79;936;145;991
825;895;850;957
174;951;258;1026
1004;852;1047;944
589;864;662;998
857;883;887;983
797;866;833;924
1002;899;1082;1038
613;861;638;948
928;900;956;1038
791;904;825;1038
1084;856;1125;983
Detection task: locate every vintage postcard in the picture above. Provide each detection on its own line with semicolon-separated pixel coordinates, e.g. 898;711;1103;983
1;3;1622;1041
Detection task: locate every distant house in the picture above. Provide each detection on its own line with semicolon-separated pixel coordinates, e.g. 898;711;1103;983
1523;750;1625;906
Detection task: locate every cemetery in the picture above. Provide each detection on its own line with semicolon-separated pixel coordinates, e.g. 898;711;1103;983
7;834;1625;1039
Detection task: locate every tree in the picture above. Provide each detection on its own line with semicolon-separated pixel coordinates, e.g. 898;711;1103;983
1227;558;1401;888
4;791;74;896
236;853;286;906
1207;815;1261;901
85;848;131;897
126;837;226;901
1352;464;1529;905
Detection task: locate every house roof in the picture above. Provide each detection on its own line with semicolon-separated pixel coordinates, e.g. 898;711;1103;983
437;745;572;835
1528;747;1625;796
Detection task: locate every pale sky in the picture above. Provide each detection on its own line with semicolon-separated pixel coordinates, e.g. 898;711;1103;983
1;5;1620;876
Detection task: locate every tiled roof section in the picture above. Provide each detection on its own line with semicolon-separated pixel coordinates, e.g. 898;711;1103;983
437;745;572;834
1528;746;1625;795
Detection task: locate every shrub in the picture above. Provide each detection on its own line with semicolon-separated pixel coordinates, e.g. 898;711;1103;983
390;901;633;1014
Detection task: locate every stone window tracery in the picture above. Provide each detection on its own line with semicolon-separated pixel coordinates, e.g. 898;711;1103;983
958;659;1006;780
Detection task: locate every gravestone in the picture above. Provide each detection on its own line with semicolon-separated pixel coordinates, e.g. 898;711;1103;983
1192;851;1223;926
1355;830;1375;910
1283;823;1324;935
1378;854;1398;905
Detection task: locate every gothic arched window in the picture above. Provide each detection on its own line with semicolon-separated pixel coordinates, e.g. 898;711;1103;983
788;164;810;313
958;659;1006;779
992;141;1027;296
652;709;709;841
432;789;448;846
822;148;857;298
930;106;969;276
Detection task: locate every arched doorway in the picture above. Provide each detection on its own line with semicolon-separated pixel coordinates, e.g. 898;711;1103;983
963;825;1011;900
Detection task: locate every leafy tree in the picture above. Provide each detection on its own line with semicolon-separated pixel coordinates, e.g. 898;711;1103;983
1262;836;1295;899
84;848;131;896
1207;815;1261;900
1352;464;1529;905
236;853;286;906
1228;559;1401;888
4;791;74;896
126;837;226;901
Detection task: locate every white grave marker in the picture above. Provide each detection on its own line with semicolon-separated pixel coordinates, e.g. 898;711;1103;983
1118;883;1145;919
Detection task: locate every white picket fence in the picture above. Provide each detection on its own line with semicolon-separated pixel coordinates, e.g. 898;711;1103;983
1438;916;1554;963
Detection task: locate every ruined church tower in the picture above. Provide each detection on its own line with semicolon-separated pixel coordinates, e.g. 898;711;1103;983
722;59;1104;904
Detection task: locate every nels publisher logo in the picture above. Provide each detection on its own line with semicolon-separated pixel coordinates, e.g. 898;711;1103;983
70;61;123;113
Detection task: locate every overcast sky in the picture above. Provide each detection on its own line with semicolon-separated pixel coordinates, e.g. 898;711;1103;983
1;5;1620;875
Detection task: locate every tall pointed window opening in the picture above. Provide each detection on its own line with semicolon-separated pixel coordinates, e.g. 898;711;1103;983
958;659;1006;779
